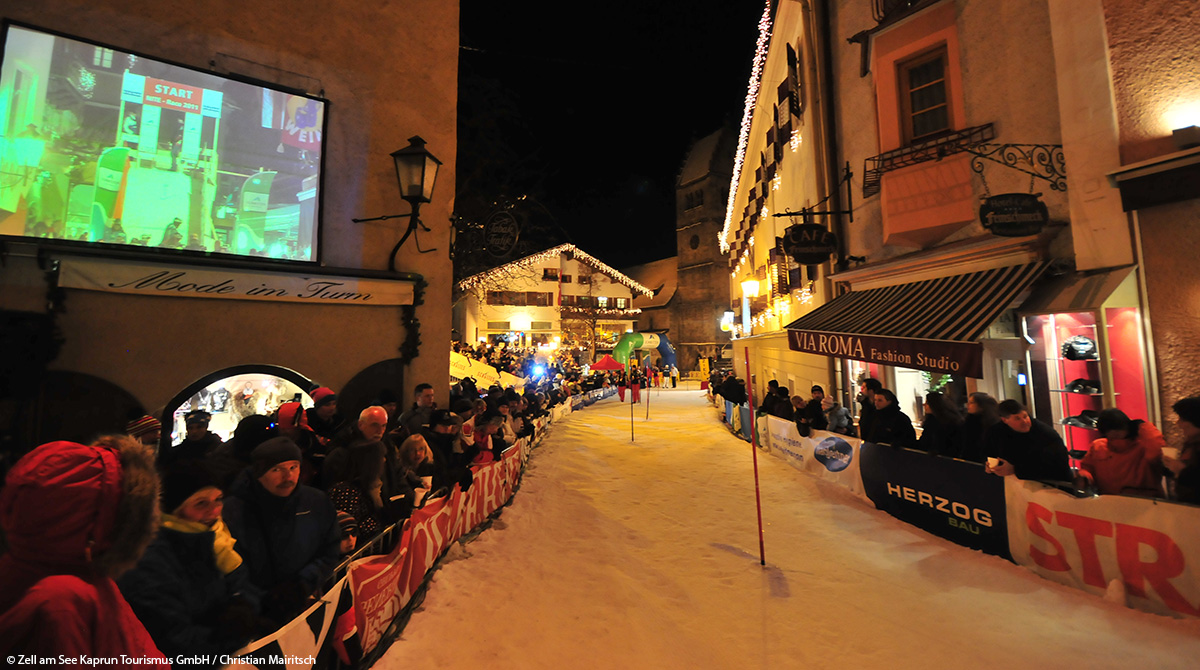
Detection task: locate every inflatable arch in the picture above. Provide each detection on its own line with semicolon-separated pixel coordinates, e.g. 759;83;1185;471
612;332;676;369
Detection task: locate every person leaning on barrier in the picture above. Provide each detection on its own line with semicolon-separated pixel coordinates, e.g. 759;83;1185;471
222;437;341;624
326;440;411;542
983;400;1072;484
759;379;780;416
959;392;1000;463
770;387;795;420
119;461;271;663
916;392;965;458
1074;408;1165;497
866;388;915;448
1164;395;1200;504
856;378;883;441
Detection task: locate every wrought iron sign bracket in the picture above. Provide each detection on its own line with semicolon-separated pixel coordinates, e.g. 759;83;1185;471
964;143;1067;193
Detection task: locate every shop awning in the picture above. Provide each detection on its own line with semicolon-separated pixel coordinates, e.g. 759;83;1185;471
1018;266;1136;314
783;263;1046;378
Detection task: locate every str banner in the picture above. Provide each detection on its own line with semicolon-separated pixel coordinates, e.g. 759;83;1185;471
859;443;1010;558
1005;478;1200;618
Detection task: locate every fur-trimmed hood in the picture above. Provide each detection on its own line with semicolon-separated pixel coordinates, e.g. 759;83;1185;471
0;436;160;578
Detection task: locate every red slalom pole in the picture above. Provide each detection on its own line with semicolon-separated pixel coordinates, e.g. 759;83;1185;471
743;348;766;566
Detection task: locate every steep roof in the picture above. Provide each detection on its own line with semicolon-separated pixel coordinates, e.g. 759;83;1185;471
621;256;678;310
678;127;735;188
457;243;654;296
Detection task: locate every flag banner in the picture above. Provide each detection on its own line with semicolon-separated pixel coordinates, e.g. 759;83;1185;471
225;576;345;669
762;418;868;502
1005;478;1200;618
859;442;1010;558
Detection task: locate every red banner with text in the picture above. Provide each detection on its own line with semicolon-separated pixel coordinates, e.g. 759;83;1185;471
1006;478;1200;618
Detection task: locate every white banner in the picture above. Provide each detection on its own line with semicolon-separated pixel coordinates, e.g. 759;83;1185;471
763;417;868;502
467;358;500;387
227;576;345;669
1005;478;1200;618
450;352;473;381
59;258;414;306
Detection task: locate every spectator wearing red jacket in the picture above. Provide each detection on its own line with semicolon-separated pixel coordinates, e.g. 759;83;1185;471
1076;409;1166;497
0;437;166;664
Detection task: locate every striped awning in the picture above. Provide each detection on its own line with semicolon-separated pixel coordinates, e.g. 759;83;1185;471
783;263;1046;378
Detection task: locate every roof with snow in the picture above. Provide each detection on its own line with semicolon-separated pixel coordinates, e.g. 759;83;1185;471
621;256;678;310
457;243;654;297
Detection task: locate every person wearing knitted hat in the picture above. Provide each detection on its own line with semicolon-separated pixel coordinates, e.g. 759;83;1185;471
126;414;162;449
305;386;346;441
0;436;167;661
161;409;223;468
337;511;359;555
205;414;278;489
223;436;341;624
118;461;268;661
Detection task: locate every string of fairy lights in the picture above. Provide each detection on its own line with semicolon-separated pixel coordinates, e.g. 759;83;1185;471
457;243;654;297
719;0;773;255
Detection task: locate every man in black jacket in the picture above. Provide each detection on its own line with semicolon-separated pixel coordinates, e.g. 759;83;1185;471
857;378;883;441
866;388;915;448
983;400;1072;484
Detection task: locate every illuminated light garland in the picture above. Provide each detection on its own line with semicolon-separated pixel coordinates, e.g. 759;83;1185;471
457;243;653;297
719;0;774;255
790;129;802;152
772;173;782;191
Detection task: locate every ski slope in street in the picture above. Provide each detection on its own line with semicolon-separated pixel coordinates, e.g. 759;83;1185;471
378;388;1200;669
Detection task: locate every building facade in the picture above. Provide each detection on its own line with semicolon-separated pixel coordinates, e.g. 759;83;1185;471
455;244;650;359
725;0;1174;459
0;0;458;451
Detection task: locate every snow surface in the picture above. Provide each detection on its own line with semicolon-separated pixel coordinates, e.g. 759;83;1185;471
378;389;1200;669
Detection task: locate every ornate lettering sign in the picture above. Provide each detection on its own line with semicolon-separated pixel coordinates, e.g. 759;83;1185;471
58;258;415;306
787;329;984;378
979;193;1049;237
781;223;838;265
484;211;521;258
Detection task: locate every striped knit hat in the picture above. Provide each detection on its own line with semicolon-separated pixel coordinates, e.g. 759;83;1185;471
125;415;162;440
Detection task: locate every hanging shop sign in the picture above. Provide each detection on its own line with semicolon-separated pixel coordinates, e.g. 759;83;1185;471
58;258;415;306
781;223;838;265
484;210;521;257
979;193;1049;237
787;329;984;378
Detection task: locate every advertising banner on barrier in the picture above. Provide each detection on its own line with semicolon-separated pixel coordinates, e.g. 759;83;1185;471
763;419;868;502
229;576;346;668
1005;478;1200;618
859;443;1010;558
457;459;506;538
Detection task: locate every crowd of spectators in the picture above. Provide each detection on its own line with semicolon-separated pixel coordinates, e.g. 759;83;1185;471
709;369;1200;504
0;374;563;665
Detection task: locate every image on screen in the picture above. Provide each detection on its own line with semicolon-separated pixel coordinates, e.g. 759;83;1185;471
0;24;325;262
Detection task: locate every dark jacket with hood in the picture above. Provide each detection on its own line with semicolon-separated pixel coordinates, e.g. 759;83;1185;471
118;519;264;665
222;468;341;620
866;404;916;448
0;439;166;662
162;430;224;468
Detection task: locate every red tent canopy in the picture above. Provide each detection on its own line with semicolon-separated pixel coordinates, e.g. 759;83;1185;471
590;354;625;371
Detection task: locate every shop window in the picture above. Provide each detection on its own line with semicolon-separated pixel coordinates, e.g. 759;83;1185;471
162;367;314;448
898;47;951;145
542;268;559;281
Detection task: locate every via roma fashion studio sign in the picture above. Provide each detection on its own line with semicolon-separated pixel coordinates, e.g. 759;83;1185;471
787;330;984;378
58;258;415;306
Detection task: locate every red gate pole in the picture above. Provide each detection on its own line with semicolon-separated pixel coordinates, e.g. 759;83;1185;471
743;348;766;566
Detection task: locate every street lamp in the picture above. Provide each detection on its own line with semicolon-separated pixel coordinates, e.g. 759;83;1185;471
353;135;443;271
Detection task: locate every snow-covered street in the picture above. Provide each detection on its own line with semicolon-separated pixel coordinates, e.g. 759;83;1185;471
378;389;1200;669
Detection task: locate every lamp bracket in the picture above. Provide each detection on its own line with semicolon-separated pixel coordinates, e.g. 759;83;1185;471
352;213;414;224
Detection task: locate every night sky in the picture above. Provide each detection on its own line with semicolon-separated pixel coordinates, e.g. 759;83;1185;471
458;1;765;269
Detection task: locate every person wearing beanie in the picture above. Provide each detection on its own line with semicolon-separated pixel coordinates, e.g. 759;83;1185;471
161;410;223;468
126;414;163;449
223;436;340;624
205;414;278;489
0;436;167;662
325;439;412;542
305;386;345;441
337;511;359;556
118;461;267;664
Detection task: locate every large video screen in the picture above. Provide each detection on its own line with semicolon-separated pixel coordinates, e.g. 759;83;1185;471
0;23;326;262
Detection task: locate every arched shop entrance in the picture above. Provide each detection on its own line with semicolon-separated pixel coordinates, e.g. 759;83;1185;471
161;365;314;447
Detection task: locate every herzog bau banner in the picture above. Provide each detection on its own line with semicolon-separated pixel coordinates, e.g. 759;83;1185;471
1006;478;1200;618
859;443;1010;559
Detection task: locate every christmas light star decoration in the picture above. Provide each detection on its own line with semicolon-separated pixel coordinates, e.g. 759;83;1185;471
719;0;774;255
790;129;803;152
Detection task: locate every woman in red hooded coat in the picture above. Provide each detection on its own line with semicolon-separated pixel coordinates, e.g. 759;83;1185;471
0;436;166;664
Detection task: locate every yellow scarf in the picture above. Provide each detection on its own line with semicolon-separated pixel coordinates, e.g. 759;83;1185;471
161;515;243;575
